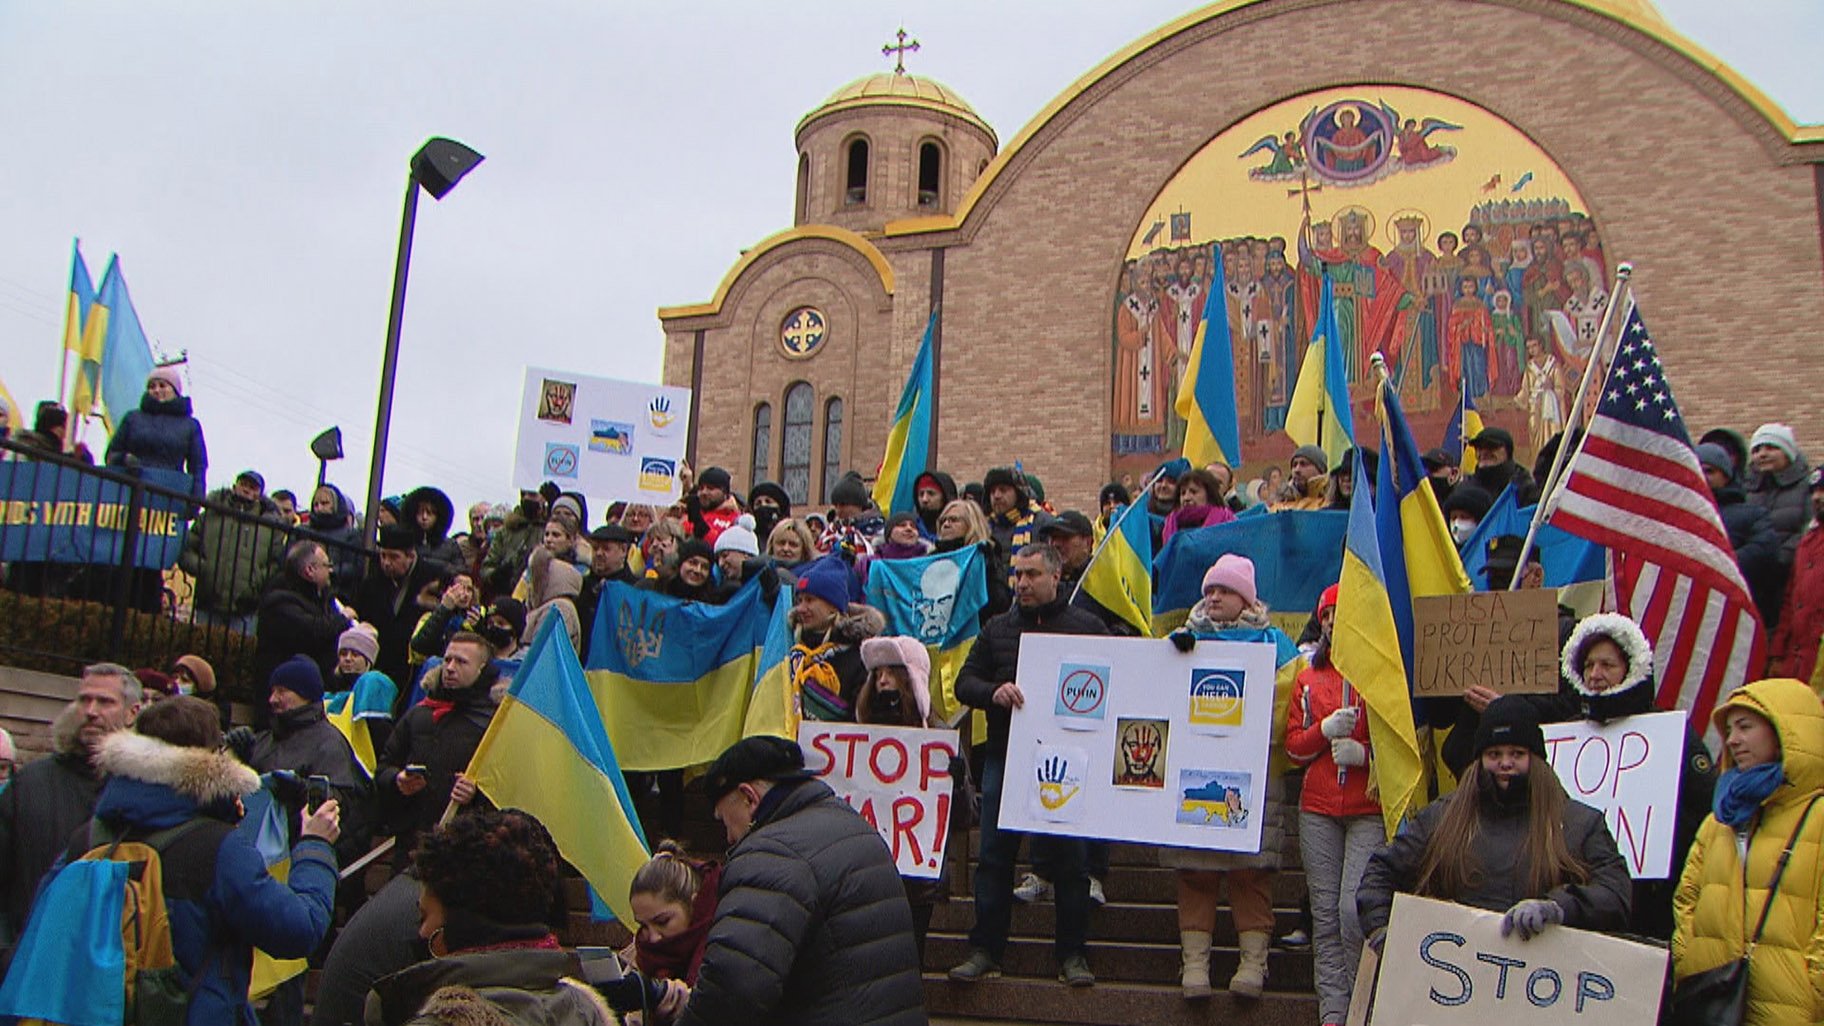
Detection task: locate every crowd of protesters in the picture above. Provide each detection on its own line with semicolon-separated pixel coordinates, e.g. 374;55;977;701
0;369;1822;1025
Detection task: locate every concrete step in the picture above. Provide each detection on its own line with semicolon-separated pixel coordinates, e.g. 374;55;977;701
924;934;1314;991
928;899;1303;946
952;862;1310;907
925;974;1320;1026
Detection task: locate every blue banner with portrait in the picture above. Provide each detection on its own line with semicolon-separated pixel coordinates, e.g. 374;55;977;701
0;462;192;569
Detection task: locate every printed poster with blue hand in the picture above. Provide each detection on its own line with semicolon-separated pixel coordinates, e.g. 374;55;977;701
1000;634;1276;851
513;367;692;505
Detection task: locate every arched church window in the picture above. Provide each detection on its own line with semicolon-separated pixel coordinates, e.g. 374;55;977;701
821;397;844;502
751;402;772;485
795;154;810;223
845;137;870;205
782;382;814;505
918;140;943;208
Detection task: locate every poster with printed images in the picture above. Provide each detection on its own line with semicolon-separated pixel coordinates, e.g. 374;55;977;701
513;367;692;505
1000;634;1275;851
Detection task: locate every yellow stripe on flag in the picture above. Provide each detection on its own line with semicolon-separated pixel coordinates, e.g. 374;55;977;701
590;653;760;772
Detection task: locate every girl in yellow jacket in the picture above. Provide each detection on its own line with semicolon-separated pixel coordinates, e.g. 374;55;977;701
1672;677;1824;1025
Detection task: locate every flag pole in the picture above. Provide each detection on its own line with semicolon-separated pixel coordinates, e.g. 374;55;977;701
1507;262;1633;588
1069;463;1168;607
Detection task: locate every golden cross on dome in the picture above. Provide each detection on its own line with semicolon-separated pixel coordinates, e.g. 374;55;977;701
882;27;920;74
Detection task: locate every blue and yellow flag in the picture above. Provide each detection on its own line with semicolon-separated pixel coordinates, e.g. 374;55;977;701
239;783;308;998
587;578;771;771
744;592;798;740
866;545;989;726
1082;502;1155;636
325;671;397;777
65;242;106;418
88;257;157;430
1374;377;1472;678
1461;484;1605;590
1175;245;1241;468
467;613;650;925
1285;279;1356;468
1152;509;1347;635
1330;448;1426;838
873;311;938;517
1442;382;1484;474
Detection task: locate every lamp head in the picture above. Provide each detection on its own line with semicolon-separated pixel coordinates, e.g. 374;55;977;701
311;426;344;462
411;138;484;200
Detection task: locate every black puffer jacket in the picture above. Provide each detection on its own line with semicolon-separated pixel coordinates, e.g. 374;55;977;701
1715;483;1787;626
374;674;499;869
0;709;100;947
248;703;374;862
677;779;924;1026
956;594;1107;758
1748;456;1814;565
254;569;352;707
1356;780;1632;940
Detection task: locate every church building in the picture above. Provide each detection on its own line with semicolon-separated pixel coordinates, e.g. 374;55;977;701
659;0;1824;510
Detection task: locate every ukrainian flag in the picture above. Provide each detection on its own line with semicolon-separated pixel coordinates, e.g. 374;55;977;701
1082;502;1154;637
1174;245;1241;468
872;311;938;517
1152;509;1347;635
325;671;397;777
865;545;990;726
1329;447;1426;838
64;242;105;417
743;592;798;740
466;613;650;925
1374;377;1472;679
240;783;308;998
1441;383;1484;474
587;578;771;772
86;257;156;430
1285;279;1355;468
1460;484;1605;591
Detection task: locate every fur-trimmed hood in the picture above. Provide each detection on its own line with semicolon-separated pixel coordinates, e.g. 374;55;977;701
1562;613;1653;698
832;603;887;646
408;980;613;1026
95;730;260;805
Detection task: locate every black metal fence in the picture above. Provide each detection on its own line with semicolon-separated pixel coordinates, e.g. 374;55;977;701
0;438;374;697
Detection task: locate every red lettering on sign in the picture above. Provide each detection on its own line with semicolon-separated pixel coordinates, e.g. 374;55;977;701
919;739;956;791
807;731;836;776
891;796;925;867
871;738;909;784
833;732;868;777
1614;731;1650;799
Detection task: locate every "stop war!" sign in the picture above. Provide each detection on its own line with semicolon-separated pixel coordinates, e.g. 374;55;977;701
799;723;960;879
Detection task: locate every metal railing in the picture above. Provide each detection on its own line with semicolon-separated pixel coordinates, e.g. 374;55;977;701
0;437;374;695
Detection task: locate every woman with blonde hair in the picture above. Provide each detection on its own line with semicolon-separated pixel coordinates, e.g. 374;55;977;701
931;499;1009;620
765;518;818;576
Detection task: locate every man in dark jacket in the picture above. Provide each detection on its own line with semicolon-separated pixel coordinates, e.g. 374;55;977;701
179;469;289;631
1467;427;1540;505
677;736;924;1026
375;632;499;869
254;540;354;723
1697;441;1785;626
240;655;372;862
480;489;547;598
0;664;141;950
578;524;638;660
355;524;447;701
1045;511;1135;637
949;544;1107;987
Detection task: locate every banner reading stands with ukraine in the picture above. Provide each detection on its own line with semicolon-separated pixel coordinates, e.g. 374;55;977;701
0;463;192;568
999;634;1276;850
512;367;691;505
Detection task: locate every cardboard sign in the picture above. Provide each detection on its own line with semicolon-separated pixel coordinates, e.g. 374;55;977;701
799;723;959;880
1000;634;1276;851
1413;589;1561;697
1372;894;1666;1026
1543;711;1688;879
513;367;692;504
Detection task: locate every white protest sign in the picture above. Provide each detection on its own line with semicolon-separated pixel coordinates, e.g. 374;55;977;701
1372;894;1665;1026
1000;634;1276;851
1542;710;1687;879
512;368;692;504
799;722;959;880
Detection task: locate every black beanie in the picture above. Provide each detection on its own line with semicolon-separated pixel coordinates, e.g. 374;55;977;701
1471;696;1547;760
830;472;870;510
698;466;732;493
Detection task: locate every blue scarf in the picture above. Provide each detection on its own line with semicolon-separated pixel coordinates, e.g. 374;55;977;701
1712;763;1784;829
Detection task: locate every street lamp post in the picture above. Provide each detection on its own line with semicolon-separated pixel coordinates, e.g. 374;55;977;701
362;137;484;538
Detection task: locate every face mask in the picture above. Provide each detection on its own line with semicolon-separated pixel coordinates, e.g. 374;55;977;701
1449;519;1476;544
873;689;904;721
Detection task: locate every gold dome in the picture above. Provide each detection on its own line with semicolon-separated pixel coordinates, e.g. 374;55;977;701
797;72;997;145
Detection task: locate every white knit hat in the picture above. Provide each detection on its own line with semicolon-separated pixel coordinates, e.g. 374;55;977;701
714;514;760;557
1750;423;1801;462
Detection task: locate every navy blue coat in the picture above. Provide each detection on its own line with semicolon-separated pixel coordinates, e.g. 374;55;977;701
81;731;337;1025
105;393;207;493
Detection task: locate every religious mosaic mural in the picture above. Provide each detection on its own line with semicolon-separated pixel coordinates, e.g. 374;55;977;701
1111;85;1609;484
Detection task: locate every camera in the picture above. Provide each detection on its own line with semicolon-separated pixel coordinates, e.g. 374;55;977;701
594;970;670;1014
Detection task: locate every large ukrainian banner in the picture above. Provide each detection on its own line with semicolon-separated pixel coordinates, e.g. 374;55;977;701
999;634;1276;851
512;367;692;505
0;463;191;568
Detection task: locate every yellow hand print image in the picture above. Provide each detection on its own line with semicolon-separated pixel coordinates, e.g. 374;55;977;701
1027;744;1087;824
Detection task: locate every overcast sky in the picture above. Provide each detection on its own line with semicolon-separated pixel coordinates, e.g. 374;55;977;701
1;0;1817;518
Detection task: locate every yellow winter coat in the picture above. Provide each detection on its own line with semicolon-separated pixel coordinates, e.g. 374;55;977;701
1672;678;1824;1025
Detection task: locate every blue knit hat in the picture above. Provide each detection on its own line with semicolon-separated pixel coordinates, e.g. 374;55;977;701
794;555;858;611
269;654;325;704
1154;457;1192;482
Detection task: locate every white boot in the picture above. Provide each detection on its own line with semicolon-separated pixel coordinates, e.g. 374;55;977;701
1179;930;1213;999
1228;930;1269;999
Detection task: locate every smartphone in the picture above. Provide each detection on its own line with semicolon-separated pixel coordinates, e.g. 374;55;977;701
306;774;332;809
403;764;428;777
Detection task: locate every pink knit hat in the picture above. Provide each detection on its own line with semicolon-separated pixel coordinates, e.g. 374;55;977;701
147;364;185;396
1201;553;1258;607
859;636;932;723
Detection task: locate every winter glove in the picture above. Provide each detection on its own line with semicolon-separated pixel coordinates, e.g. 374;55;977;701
223;726;257;765
266;770;308;808
1320;706;1360;739
1169;628;1197;653
1500;898;1564;941
1330;738;1368;768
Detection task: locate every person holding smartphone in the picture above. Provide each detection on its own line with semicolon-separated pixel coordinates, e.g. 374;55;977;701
376;633;502;870
230;654;371;863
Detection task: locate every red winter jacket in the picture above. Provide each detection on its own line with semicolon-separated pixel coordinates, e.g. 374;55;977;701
1770;526;1824;682
1285;661;1381;819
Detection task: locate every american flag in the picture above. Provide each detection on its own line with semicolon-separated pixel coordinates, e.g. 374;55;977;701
1547;300;1764;745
